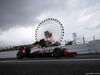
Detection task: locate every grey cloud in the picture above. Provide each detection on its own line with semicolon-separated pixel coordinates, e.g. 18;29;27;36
0;0;39;30
0;0;67;31
0;0;100;46
96;24;100;29
0;0;100;33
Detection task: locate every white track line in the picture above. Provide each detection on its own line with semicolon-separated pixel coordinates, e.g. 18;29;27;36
1;59;100;63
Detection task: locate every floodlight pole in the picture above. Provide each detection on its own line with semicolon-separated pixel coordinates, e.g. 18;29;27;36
83;37;85;44
93;36;95;40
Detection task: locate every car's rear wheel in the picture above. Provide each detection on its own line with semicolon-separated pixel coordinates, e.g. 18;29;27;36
17;52;24;59
53;48;63;58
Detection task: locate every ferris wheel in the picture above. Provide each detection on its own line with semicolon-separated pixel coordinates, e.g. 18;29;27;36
35;18;64;42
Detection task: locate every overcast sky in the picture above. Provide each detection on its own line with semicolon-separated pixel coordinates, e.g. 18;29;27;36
0;0;100;47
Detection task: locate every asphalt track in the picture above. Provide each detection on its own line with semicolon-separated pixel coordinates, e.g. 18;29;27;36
0;54;100;75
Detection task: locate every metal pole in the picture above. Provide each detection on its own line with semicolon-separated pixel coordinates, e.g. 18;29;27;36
83;37;85;44
93;36;95;40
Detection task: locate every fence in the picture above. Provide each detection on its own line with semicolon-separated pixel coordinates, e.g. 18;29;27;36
75;35;100;45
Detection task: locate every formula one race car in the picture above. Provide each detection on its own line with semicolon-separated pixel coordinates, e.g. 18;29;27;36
17;46;77;59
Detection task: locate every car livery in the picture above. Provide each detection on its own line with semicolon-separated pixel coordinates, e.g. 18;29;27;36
17;46;77;59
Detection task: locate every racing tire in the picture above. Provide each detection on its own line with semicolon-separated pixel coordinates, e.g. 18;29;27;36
53;48;63;58
17;52;24;59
